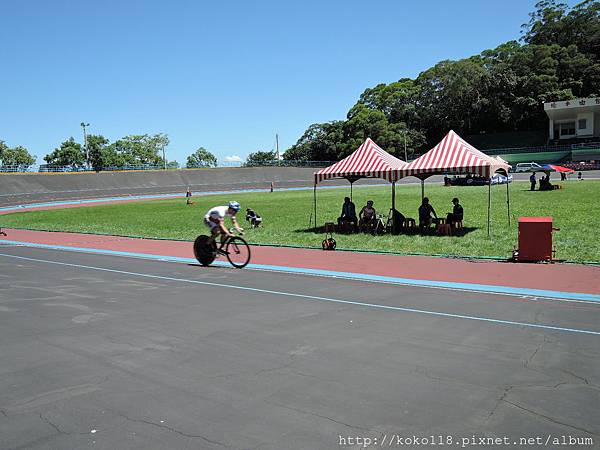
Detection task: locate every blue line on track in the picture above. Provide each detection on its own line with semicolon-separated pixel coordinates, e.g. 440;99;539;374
2;239;599;303
0;251;598;337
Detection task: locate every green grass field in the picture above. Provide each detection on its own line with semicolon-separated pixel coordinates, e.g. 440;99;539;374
3;181;600;263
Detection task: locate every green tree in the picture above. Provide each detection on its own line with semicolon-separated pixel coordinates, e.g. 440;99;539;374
354;78;422;126
110;133;169;166
245;150;276;166
87;135;110;171
0;140;7;160
287;0;599;158
522;0;599;56
44;138;85;169
186;147;217;168
1;145;36;169
284;121;345;161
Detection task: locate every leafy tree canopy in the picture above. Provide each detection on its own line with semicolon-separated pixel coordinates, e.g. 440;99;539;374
1;145;36;168
286;0;599;161
44;138;85;168
87;134;111;171
108;133;169;166
186;147;217;168
245;150;276;166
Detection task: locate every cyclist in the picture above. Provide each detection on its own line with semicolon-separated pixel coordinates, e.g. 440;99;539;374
204;201;243;245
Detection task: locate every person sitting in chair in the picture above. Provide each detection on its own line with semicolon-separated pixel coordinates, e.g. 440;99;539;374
337;197;357;231
359;200;376;231
539;175;553;191
390;208;406;235
446;197;463;226
418;197;437;231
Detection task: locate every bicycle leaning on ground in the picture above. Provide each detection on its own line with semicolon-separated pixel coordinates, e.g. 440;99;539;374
193;229;251;269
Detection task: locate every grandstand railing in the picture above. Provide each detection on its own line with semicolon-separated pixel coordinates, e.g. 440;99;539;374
0;165;35;173
0;160;335;173
483;140;600;155
240;160;334;168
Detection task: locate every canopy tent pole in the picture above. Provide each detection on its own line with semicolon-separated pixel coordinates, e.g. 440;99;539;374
345;176;361;201
313;182;317;230
421;178;425;200
391;181;396;231
506;181;511;226
487;181;491;237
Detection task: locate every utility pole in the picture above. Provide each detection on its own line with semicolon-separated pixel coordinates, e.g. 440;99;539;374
404;130;408;161
80;122;90;169
275;133;280;160
162;146;166;170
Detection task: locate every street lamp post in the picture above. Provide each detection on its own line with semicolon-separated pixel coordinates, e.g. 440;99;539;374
80;122;90;169
404;130;408;161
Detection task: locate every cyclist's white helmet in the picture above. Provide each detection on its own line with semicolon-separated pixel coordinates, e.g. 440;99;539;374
228;201;241;212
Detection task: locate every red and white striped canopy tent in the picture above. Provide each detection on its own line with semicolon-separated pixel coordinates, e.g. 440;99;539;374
311;138;407;229
314;137;407;184
401;130;510;179
401;130;512;236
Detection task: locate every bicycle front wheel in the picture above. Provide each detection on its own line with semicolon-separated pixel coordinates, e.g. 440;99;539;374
225;236;251;268
193;235;217;266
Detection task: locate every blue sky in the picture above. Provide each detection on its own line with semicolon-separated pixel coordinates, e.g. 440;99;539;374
0;0;577;165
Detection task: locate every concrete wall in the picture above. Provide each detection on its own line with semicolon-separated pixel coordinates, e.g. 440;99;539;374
0;167;321;196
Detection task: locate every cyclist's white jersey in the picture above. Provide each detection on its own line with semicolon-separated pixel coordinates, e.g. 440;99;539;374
204;206;232;221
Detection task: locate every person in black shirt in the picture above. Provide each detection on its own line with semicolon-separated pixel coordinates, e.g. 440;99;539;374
529;172;536;191
418;197;437;230
446;197;464;225
337;197;357;230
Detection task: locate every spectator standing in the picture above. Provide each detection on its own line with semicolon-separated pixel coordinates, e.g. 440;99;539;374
529;172;536;191
186;187;193;205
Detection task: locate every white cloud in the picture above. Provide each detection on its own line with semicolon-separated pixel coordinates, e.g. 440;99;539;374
224;155;242;162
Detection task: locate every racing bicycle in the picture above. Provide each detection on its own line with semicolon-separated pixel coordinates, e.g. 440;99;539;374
193;229;251;269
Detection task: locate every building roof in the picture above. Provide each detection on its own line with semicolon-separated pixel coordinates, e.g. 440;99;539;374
544;97;600;120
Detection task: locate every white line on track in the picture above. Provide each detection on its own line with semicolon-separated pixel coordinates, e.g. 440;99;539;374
0;251;599;337
2;240;599;306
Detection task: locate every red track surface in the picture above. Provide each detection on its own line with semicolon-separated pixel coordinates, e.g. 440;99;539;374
2;228;599;295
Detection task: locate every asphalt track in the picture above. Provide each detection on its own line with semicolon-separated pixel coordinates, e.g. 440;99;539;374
1;245;598;449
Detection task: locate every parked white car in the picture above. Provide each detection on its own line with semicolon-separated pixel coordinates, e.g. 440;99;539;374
513;162;542;173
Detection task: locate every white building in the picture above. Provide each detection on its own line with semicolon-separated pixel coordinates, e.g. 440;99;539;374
544;97;600;140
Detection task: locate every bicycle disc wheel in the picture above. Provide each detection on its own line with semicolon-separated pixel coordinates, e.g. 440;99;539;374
193;235;216;266
225;236;251;268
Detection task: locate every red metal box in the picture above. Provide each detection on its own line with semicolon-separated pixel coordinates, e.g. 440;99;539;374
518;217;553;262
